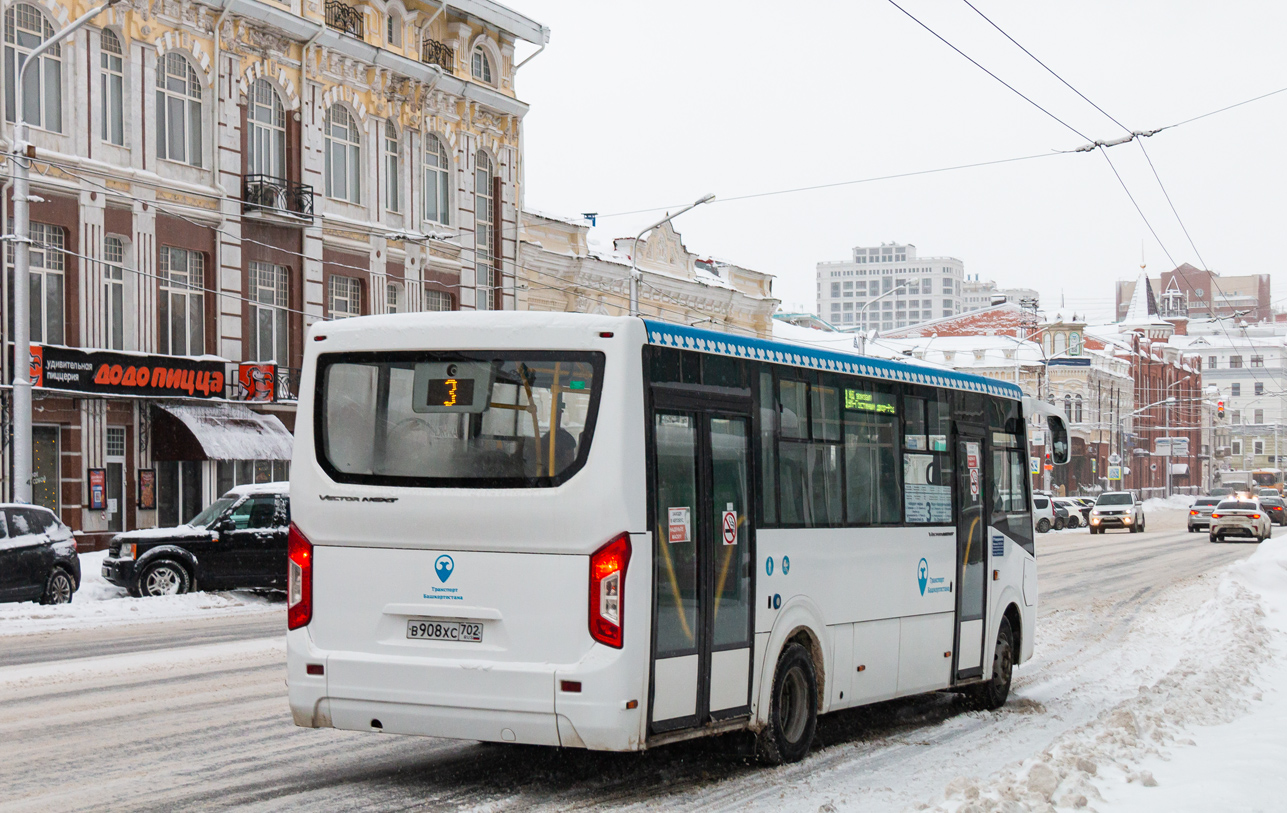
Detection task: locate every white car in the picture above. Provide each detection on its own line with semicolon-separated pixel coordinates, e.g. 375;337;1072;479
1209;498;1272;543
1088;491;1145;534
1032;496;1056;533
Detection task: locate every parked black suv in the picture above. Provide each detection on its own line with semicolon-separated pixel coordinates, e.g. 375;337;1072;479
102;483;290;597
0;504;80;604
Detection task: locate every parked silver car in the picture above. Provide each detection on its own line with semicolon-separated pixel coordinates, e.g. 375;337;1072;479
1208;499;1271;543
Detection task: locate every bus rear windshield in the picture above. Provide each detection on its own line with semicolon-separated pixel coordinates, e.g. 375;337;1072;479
317;351;604;488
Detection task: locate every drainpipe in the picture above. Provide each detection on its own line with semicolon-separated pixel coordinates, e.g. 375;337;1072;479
211;0;237;196
514;28;549;71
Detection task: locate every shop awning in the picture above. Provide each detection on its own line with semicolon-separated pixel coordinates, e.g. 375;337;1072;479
152;403;294;461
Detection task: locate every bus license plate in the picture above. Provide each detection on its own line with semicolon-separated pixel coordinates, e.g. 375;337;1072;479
406;619;483;643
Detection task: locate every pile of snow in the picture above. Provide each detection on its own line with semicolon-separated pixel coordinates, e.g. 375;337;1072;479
927;536;1287;812
0;550;280;636
1141;494;1196;513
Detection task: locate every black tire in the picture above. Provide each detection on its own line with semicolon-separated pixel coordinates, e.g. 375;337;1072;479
1036;518;1051;534
971;617;1015;711
1053;517;1066;531
138;560;192;597
1209;532;1218;543
756;643;818;765
39;568;75;605
1067;516;1079;529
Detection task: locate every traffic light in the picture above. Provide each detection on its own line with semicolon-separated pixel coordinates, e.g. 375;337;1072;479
1217;400;1225;419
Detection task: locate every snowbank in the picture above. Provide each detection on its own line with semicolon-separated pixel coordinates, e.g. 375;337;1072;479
929;536;1287;812
0;551;280;636
1141;494;1196;513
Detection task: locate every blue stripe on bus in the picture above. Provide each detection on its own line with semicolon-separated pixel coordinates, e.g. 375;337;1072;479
643;320;1024;401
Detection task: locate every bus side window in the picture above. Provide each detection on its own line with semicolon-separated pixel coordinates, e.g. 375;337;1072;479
758;370;777;525
842;380;900;525
991;447;1034;555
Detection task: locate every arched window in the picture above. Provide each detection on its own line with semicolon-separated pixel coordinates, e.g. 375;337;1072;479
156;52;203;166
1064;394;1072;420
4;3;61;131
1070;331;1082;356
423;133;449;225
248;79;285;178
1074;394;1083;423
1053;331;1067;357
100;30;124;145
325;105;361;203
386;13;402;47
384;119;400;213
474;150;495;309
471;46;492;83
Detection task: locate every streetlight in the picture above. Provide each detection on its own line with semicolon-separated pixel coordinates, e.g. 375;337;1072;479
10;0;122;503
849;281;912;354
628;193;715;316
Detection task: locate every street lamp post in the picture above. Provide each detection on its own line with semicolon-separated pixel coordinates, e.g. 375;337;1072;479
850;281;912;354
10;0;120;503
628;193;715;317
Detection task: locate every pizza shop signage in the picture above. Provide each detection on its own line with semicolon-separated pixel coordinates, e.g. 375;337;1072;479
30;345;226;399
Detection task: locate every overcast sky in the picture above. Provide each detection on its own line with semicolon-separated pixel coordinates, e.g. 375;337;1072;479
511;0;1286;322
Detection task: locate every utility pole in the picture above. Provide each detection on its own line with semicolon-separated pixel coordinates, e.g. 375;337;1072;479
9;0;120;503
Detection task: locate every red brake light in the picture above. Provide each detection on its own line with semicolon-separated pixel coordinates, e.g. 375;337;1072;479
1252;514;1262;520
1211;513;1221;519
1190;510;1198;515
287;523;313;630
589;533;631;648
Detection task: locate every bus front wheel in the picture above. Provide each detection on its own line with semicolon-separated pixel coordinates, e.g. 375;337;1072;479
970;617;1014;711
757;642;818;765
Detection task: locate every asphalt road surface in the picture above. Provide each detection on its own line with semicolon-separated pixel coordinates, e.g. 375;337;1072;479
0;513;1275;812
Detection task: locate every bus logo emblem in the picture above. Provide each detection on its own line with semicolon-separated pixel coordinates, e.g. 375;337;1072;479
435;555;455;583
918;558;928;596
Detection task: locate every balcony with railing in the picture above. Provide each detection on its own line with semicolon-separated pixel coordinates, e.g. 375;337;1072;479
325;0;364;39
243;175;314;219
420;37;454;71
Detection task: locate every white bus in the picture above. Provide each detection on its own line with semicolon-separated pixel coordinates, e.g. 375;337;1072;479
286;312;1068;763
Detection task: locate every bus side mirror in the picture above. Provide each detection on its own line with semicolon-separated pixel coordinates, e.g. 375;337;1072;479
1047;415;1070;465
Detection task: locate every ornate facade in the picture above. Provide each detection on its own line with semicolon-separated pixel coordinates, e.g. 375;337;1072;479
518;212;778;339
1;0;547;540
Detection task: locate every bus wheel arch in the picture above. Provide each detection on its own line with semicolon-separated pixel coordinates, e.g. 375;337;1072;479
755;599;828;729
1002;602;1023;660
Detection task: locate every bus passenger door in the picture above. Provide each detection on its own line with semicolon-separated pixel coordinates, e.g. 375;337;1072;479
954;433;988;680
649;403;754;734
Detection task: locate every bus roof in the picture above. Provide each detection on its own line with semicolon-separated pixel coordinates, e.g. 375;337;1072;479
644;319;1024;401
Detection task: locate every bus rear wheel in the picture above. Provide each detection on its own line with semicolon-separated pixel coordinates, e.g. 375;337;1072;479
970;618;1014;711
756;643;818;765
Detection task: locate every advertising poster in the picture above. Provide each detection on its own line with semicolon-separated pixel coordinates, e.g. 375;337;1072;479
88;469;106;511
138;469;157;510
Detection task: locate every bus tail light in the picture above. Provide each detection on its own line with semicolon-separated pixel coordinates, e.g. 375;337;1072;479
288;523;313;630
589;533;631;648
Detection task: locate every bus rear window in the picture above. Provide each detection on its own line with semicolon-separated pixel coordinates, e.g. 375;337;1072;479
317;352;604;488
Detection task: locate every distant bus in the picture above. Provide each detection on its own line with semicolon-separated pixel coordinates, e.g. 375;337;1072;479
1216;469;1282;496
285;313;1069;763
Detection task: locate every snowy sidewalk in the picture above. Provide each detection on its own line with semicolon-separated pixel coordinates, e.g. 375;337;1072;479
0;550;280;636
930;535;1287;813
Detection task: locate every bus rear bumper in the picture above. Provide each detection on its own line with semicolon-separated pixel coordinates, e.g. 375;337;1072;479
286;629;645;750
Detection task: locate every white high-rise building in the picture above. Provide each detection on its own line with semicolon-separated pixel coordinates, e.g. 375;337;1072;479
816;242;964;330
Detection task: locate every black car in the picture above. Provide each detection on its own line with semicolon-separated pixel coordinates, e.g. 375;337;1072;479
1261;496;1287;527
101;483;290;597
0;503;80;604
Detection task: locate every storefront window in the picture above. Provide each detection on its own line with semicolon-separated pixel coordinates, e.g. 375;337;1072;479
216;459;290;495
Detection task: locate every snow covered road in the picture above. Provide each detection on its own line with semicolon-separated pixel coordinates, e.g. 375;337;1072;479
0;513;1281;812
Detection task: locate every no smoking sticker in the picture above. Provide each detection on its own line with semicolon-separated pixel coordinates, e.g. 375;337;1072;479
721;504;738;546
